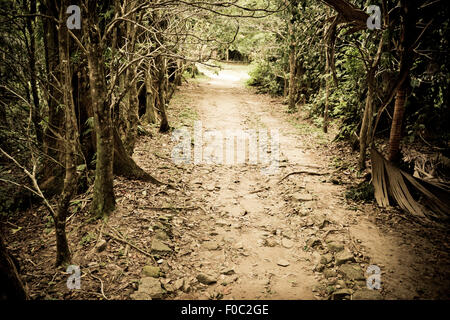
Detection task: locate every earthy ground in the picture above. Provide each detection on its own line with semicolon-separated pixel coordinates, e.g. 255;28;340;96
4;63;450;300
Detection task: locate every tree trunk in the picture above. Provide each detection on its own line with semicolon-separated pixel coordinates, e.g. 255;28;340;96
323;75;330;133
288;26;297;112
41;0;64;183
125;66;139;155
55;1;78;266
157;56;170;133
387;82;407;162
287;0;298;113
24;0;43;146
113;127;163;185
0;233;28;300
387;0;416;162
85;4;115;217
144;71;157;124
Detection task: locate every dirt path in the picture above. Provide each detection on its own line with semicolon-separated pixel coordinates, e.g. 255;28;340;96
148;63;450;300
8;63;450;300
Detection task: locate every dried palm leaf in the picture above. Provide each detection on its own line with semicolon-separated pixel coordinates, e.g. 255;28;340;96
371;148;450;221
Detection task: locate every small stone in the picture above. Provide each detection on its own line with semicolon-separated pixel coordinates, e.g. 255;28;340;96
264;238;277;247
306;237;322;249
151;239;172;254
335;249;355;266
197;274;217;285
323;269;336;279
142;266;160;278
314;264;325;272
320;254;333;265
353;289;383;300
130;291;152;300
220;268;235;276
277;259;290;267
155;230;169;241
173;278;185;291
312;215;330;229
182;280;191;293
338;264;365;281
281;238;294;249
327;242;344;253
95;239;107;252
203;241;220;251
331;288;353;300
137;277;165;299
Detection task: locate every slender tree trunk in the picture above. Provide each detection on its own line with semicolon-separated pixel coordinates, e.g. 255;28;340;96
144;71;157;124
125;65;139;155
42;0;64;182
24;0;43;145
157;56;170;133
387;82;407;162
55;2;78;266
323;74;330;133
287;0;298;112
85;4;115;217
358;81;374;170
288;30;297;112
387;0;416;162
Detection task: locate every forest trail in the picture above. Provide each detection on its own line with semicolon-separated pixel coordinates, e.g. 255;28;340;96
140;63;449;300
9;64;450;301
133;63;397;300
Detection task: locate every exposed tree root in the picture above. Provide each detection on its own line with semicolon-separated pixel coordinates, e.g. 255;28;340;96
113;127;175;189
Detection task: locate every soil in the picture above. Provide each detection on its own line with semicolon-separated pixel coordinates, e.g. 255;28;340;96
4;63;450;300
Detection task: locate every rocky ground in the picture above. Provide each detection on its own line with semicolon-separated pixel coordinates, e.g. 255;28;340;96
4;63;450;300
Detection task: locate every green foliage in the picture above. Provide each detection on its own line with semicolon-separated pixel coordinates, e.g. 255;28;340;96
247;60;283;95
345;182;374;202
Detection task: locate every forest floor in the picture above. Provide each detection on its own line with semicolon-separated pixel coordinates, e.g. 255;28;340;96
4;63;450;300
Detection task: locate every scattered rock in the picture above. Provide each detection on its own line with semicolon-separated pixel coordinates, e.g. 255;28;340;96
142;266;161;278
306;237;322;249
312;215;330;229
130;291;152;300
151;239;172;254
323;269;336;279
203;241;220;251
353;289;383;300
314;264;325;272
263;238;277;247
197;273;217;285
135;277;165;299
220;267;235;275
281;238;294;249
173;278;185;291
155;230;170;241
330;288;353;300
335;249;355;266
277;259;290;267
327;242;344;253
338;264;365;281
320;254;333;265
95;239;107;252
